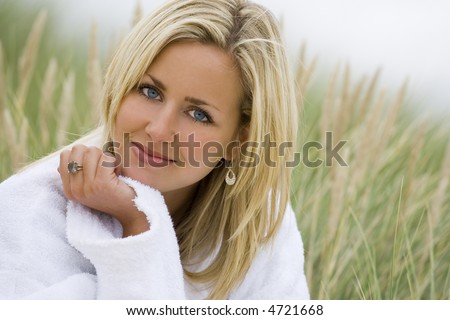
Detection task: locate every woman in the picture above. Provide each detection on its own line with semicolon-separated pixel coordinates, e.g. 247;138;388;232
0;0;309;299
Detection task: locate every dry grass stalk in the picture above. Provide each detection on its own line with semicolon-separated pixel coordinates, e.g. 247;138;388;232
333;63;351;141
294;45;306;102
88;22;103;124
320;63;340;139
302;55;318;94
347;75;366;127
56;72;75;147
375;81;407;157
17;117;29;168
356;69;381;123
3;108;16;144
327;149;350;238
3;109;18;167
295;45;307;76
403;117;427;202
106;31;125;66
350;89;386;188
0;41;5;128
39;58;58;147
295;44;318;95
16;10;47;113
132;0;143;27
341;64;351;109
430;139;450;228
303;189;321;287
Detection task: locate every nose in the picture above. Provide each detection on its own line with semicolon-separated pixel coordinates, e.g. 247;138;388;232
144;104;177;143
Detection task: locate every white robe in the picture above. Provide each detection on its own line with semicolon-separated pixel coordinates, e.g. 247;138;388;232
0;147;309;299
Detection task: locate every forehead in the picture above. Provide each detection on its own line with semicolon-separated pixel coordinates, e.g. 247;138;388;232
150;41;238;75
145;41;243;111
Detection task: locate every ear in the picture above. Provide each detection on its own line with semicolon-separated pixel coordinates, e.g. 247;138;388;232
224;124;249;161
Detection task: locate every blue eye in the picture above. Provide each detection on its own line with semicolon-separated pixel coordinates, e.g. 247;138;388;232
142;87;161;100
188;108;212;124
194;110;206;121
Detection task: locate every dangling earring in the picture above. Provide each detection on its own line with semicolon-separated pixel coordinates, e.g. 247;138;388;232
225;167;236;185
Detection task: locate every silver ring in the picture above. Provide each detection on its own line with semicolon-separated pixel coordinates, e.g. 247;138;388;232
67;161;83;175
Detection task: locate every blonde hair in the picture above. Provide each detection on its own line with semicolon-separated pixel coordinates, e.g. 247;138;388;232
101;0;297;299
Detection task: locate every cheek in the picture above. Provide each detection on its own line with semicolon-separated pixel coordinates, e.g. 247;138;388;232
175;131;226;169
115;94;150;128
113;105;137;153
116;105;136;129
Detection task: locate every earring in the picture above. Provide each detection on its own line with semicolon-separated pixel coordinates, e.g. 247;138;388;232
225;167;236;185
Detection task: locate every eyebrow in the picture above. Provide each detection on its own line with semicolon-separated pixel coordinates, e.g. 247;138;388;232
185;97;219;112
146;73;220;112
147;74;167;91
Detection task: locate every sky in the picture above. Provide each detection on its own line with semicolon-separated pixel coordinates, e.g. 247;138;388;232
32;0;450;114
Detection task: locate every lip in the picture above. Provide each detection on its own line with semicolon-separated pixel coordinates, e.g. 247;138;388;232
131;142;175;167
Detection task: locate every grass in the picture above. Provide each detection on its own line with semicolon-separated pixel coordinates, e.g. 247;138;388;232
1;4;449;300
292;56;450;299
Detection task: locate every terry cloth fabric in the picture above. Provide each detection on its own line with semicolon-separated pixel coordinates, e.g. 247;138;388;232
0;137;309;299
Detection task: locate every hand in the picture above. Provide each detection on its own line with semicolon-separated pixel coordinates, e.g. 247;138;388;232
58;144;150;237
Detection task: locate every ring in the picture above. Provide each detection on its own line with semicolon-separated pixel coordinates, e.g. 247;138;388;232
67;161;83;174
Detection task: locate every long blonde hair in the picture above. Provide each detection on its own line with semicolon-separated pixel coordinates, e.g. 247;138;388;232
101;0;298;299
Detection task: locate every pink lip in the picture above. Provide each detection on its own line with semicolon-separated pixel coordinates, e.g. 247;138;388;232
131;142;175;167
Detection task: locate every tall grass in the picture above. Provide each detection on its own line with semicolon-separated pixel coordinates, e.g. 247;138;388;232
1;7;449;299
293;54;450;299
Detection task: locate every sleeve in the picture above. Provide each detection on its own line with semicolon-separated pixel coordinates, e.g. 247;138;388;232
228;204;310;299
0;164;186;299
65;176;186;299
0;160;98;299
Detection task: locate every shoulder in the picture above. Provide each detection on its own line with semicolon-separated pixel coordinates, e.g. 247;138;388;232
1;154;62;193
0;154;66;220
229;202;310;299
265;202;305;266
0;154;96;295
277;203;304;246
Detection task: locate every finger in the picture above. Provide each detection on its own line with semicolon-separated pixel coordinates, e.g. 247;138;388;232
67;144;88;197
59;149;75;200
101;146;122;176
114;156;123;177
81;147;102;187
97;151;119;180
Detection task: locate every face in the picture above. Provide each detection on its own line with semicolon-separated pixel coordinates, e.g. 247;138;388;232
113;41;243;207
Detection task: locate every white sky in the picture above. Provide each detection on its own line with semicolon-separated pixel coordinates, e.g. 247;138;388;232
37;0;450;114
